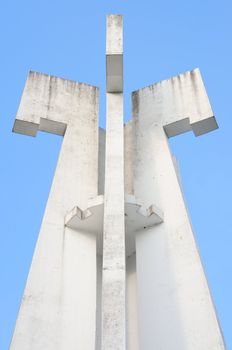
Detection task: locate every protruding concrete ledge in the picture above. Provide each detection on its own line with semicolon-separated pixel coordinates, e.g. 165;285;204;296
125;194;163;228
163;116;218;138
13;71;99;137
125;195;163;256
65;194;163;256
132;68;218;138
13;119;39;137
65;195;104;235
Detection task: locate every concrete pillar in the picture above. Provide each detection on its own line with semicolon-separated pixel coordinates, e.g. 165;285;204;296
11;73;99;350
132;69;225;350
101;15;126;350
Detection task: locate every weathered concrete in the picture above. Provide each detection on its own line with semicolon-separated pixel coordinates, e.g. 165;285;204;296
132;68;218;138
126;253;139;350
124;120;134;195
101;14;126;350
98;128;106;195
106;15;123;92
102;91;126;350
11;14;226;350
65;194;163;257
11;72;99;350
131;70;225;350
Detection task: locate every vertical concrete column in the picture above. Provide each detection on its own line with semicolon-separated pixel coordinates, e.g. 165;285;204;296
102;15;126;350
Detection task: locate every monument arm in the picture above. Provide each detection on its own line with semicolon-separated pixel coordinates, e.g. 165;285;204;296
132;68;218;137
13;71;99;137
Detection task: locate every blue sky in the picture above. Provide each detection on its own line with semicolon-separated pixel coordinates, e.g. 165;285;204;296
0;0;231;348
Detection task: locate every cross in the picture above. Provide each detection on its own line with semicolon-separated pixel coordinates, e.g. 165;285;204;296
11;14;224;350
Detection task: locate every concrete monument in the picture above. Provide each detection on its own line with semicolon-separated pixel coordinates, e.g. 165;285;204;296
11;14;225;350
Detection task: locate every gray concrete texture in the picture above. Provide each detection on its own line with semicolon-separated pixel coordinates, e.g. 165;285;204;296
11;14;225;350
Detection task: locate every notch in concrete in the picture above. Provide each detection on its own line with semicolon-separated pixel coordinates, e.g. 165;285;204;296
106;14;123;93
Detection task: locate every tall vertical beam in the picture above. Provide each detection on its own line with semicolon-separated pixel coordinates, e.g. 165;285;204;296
102;15;126;350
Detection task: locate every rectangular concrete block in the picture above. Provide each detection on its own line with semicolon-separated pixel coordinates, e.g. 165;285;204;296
106;15;123;92
13;71;99;136
132;68;218;137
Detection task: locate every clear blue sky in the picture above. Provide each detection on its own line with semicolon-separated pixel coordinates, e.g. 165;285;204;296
0;0;231;348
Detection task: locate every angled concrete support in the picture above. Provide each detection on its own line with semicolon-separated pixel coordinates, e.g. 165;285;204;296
11;72;99;350
131;69;224;350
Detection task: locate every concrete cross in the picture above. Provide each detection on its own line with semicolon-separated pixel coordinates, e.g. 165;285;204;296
11;13;225;350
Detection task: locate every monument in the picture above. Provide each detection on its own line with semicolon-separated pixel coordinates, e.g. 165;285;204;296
10;14;225;350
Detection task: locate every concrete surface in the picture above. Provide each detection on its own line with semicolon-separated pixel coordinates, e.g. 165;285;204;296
106;15;123;93
11;14;225;350
11;72;99;350
131;69;225;350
